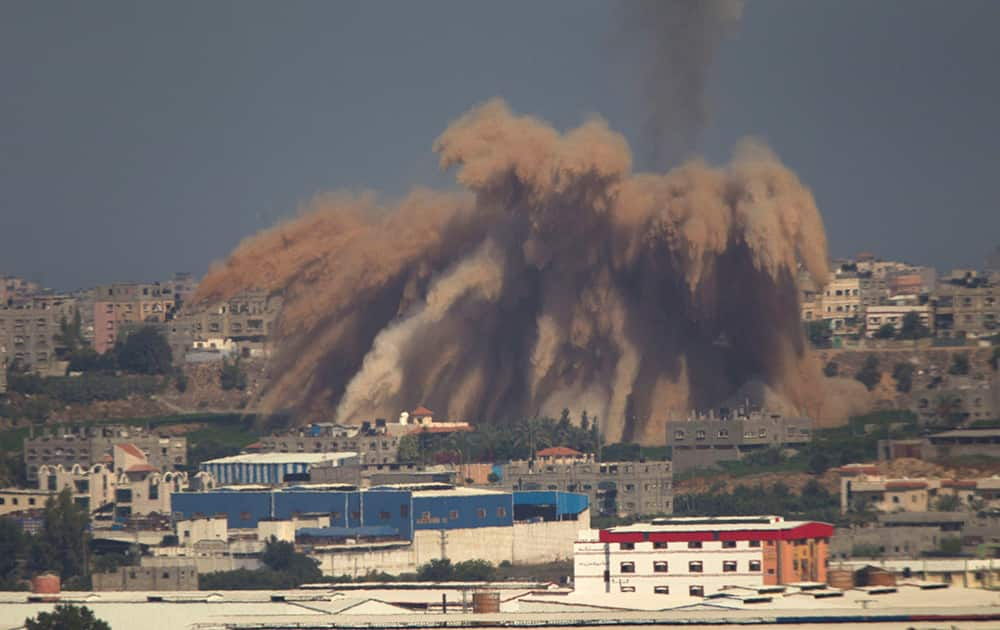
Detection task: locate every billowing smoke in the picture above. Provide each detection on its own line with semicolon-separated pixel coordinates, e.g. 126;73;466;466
197;99;829;444
618;0;744;168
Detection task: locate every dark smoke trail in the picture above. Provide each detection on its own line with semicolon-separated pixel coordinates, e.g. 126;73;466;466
618;0;743;170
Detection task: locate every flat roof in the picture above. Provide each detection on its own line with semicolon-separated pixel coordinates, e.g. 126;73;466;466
608;517;827;534
411;486;511;498
930;428;1000;439
202;452;358;465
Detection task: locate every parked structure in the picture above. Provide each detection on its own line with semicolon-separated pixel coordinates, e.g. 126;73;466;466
502;449;672;517
24;424;187;482
665;407;813;473
879;428;1000;462
575;515;833;598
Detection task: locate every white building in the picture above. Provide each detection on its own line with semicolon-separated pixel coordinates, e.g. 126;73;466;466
865;302;933;337
574;516;832;599
200;452;358;485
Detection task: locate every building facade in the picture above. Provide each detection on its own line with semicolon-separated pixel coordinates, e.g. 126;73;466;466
0;294;77;375
255;421;402;466
93;564;199;591
92;282;178;354
932;276;999;339
24;425;187;482
666;408;813;473
200;452;358;486
575;516;832;599
502;454;672;517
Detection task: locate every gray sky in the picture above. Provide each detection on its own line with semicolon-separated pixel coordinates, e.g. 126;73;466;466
1;1;998;291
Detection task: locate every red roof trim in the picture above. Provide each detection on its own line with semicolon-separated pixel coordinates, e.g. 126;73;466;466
942;479;977;489
411;406;434;416
536;446;583;458
885;481;927;491
602;522;834;544
116;443;145;459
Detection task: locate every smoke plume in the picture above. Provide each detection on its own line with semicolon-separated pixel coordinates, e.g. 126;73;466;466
197;99;829;444
618;0;744;169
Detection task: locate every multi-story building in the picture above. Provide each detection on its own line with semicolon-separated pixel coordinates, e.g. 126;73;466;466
665;407;813;473
92;282;178;354
36;442;213;520
23;424;187;482
574;516;833;599
0;275;42;303
255;420;403;466
932;274;999;339
177;289;282;360
0;293;77;375
199;452;358;486
864;300;934;337
0;488;54;515
502;448;673;517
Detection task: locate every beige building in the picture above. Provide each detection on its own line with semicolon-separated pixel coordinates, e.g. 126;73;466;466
92;564;198;591
840;472;1000;515
176;289;283;360
865;302;934;337
0;488;54;515
92;282;178;354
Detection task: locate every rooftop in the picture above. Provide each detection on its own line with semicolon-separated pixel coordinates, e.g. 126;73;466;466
202;452;359;465
536;446;583;458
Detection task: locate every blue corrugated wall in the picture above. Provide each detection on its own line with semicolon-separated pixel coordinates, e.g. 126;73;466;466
171;491;274;528
411;492;514;530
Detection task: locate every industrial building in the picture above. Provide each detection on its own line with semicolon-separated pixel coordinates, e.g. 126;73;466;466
199;452;358;485
170;484;589;577
575;515;833;599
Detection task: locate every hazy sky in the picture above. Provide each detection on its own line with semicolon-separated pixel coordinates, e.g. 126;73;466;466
2;1;998;290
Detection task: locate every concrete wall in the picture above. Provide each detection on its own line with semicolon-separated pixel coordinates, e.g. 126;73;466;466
144;553;259;574
93;565;198;591
414;526;514;567
512;510;590;564
314;544;415;578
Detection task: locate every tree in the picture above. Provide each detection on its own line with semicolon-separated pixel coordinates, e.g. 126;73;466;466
115;326;172;374
948;353;970;376
874;324;896;340
805;320;832;348
938;536;963;555
260;537;321;583
934;393;965;427
220;357;247;391
0;518;26;587
823;361;839;377
54;309;86;358
892;362;915;393
854;355;881;391
897;311;930;340
934;494;962;512
25;604;110;630
417;558;454;581
30;489;89;579
452;559;496;581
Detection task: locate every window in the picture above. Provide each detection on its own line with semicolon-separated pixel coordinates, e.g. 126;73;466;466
718;429;729;438
379;511;391;521
653;541;668;550
695;430;706;441
722;540;736;549
351;511;361;521
620;562;635;574
497;507;507;518
688;561;703;573
723;561;737;573
620;585;635;593
620;542;635;551
240;512;251;521
654;586;670;595
477;508;487;519
449;510;458;520
749;560;761;572
673;430;685;440
689;585;704;597
687;541;702;549
653;561;668;573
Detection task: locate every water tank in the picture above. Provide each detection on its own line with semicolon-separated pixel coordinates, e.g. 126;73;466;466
862;567;896;587
827;568;855;590
31;573;61;594
472;591;500;613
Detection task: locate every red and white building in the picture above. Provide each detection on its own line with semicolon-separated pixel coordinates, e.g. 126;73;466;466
574;516;833;598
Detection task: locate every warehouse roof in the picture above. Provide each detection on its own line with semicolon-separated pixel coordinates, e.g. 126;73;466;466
202;452;358;465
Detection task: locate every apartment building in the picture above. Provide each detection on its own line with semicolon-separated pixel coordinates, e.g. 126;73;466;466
865;300;934;337
23;424;187;482
0;488;54;515
665;407;813;473
932;275;999;339
93;282;178;354
0;294;77;375
502;448;673;517
575;515;832;598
